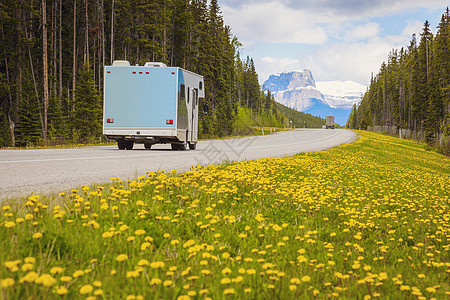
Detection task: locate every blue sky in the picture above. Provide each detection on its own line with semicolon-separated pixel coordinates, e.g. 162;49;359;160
219;0;448;86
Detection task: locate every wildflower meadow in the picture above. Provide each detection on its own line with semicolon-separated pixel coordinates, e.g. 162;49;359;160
1;131;449;299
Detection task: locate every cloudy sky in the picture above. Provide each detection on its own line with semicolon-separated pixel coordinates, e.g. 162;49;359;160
219;0;448;86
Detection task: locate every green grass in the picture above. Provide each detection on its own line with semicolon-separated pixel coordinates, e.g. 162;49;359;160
1;131;449;299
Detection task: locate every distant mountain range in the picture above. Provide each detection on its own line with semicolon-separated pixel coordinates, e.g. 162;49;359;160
263;70;366;126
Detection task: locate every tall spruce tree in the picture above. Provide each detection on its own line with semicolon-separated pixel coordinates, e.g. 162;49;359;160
73;61;101;143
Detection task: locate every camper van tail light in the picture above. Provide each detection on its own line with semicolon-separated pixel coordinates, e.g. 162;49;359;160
171;72;175;75
107;118;114;123
107;71;111;74
166;119;173;125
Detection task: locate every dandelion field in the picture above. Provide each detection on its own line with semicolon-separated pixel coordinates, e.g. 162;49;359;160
1;131;449;299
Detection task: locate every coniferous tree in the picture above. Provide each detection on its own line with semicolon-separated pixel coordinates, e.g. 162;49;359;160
0;0;297;147
73;61;101;143
351;10;450;152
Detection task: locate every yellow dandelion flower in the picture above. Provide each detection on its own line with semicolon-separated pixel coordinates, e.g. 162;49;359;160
150;278;162;285
135;229;146;236
93;281;102;287
24;257;35;264
119;225;130;231
137;259;150;267
1;278;14;288
20;272;39;283
139;241;151;251
55;286;68;295
60;276;72;282
80;284;93;295
36;274;57;286
21;263;33;272
73;270;85;277
116;254;128;262
221;278;231;284
247;269;256;275
224;288;235;295
301;275;311;282
126;271;140;278
163;280;173;286
201;269;211;275
289;285;297;291
32;232;43;239
183;240;195;248
50;267;64;274
94;289;103;296
150;261;165;269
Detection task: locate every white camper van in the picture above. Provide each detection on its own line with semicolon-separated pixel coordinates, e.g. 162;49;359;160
103;60;205;150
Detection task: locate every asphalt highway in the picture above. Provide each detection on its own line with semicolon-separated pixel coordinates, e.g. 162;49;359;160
0;129;356;200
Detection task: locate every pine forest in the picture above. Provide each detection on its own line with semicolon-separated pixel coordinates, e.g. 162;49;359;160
348;9;450;152
0;0;296;147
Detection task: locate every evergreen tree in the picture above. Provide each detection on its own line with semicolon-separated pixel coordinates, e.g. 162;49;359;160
15;97;42;147
73;61;101;143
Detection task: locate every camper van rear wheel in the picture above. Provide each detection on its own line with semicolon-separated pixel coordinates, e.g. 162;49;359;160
171;143;186;150
188;142;196;150
118;141;126;150
144;143;152;149
125;141;134;150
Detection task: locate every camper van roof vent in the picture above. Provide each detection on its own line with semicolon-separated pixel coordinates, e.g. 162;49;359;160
112;60;130;66
144;62;167;67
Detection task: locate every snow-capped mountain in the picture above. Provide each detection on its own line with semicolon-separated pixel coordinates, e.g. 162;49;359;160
263;70;366;126
316;81;366;109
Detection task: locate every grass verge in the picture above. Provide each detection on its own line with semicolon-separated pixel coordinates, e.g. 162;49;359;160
1;131;449;299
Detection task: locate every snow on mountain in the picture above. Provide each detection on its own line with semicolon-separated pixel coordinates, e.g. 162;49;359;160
316;81;366;109
263;71;366;126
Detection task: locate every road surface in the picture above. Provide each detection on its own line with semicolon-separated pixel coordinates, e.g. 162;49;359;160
0;129;356;200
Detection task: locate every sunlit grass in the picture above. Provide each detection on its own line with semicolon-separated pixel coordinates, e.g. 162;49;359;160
1;131;449;299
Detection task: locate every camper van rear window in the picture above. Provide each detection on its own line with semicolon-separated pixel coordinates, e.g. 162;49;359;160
199;81;203;90
180;84;185;100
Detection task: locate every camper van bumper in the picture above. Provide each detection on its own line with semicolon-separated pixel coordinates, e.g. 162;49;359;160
104;129;177;137
104;128;188;143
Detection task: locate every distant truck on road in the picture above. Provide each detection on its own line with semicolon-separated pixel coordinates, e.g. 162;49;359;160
103;60;205;150
325;116;335;129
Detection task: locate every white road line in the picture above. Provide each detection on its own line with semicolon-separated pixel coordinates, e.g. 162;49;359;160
0;130;340;164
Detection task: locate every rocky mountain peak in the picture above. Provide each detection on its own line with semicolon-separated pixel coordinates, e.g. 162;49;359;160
263;69;316;93
262;69;366;126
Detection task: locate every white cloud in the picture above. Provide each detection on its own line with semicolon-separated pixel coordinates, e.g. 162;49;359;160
346;22;380;40
222;2;328;45
221;0;448;20
221;0;447;86
257;37;401;86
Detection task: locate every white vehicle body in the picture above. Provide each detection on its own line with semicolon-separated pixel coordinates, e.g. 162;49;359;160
103;60;205;150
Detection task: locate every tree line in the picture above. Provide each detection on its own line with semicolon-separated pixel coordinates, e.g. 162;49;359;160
348;8;450;149
0;0;286;147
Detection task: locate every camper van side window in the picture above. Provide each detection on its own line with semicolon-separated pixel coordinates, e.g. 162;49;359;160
180;84;185;100
187;88;190;103
199;81;203;90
